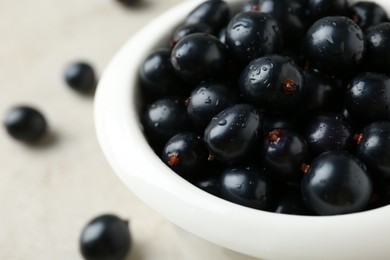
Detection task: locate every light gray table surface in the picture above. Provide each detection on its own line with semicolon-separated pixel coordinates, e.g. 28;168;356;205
0;1;189;259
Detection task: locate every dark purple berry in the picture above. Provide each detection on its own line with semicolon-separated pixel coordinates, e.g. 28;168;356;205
161;132;208;179
304;114;353;158
350;1;389;30
219;165;275;210
355;122;390;181
303;16;365;77
301;151;372;215
184;0;230;34
204;104;261;163
80;214;131;260
187;82;238;131
345;72;390;126
171;33;229;84
64;62;96;93
4;106;48;142
239;55;304;112
225;11;283;68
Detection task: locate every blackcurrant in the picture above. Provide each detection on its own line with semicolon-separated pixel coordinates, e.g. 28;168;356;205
303;16;365;77
350;1;389;30
171;33;229;84
225;11;282;68
204;104;261;164
219;165;275;210
161;132;208;180
184;0;230;34
80;214;132;260
239;55;304;112
261;128;309;182
4;106;48;142
64;62;96;93
187;82;238;131
355;122;390;182
345;72;390;126
301;151;372;215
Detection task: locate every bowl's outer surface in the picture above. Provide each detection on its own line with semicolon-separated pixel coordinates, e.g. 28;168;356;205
94;0;390;259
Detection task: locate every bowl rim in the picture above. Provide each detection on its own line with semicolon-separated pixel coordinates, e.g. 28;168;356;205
94;0;390;259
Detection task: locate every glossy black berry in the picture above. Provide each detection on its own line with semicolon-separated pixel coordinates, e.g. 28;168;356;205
239;55;304;112
225;11;282;68
204;104;261;163
303;16;365;77
187;82;238;131
356;122;390;181
306;0;349;22
301;151;372;215
350;1;388;30
261;128;309;182
171;33;229;84
184;0;230;34
345;73;390;126
4;106;48;142
64;62;96;93
161;132;208;179
80;214;131;260
139;48;185;97
219;165;275;210
364;23;390;75
304;114;353;158
142;98;191;148
171;23;213;46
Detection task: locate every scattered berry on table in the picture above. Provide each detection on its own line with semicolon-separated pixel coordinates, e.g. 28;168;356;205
64;62;96;93
80;214;132;260
4;106;48;142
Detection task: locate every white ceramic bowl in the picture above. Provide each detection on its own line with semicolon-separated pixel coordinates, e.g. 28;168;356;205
94;0;390;259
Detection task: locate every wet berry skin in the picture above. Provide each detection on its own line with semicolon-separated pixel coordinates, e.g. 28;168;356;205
304;114;353;158
184;0;230;34
4;106;48;142
301;151;372;216
142;98;191;149
171;33;229;84
187;82;238;131
161;132;208;180
356;122;390;181
365;23;390;75
225;11;282;68
219;165;275;210
261;128;309;182
64;62;96;93
345;73;390;126
204;104;261;164
239;55;304;112
139;48;184;97
303;16;365;77
171;23;213;46
350;1;389;31
80;214;131;260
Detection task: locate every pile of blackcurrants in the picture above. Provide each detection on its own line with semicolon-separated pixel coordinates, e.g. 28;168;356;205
140;0;390;216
